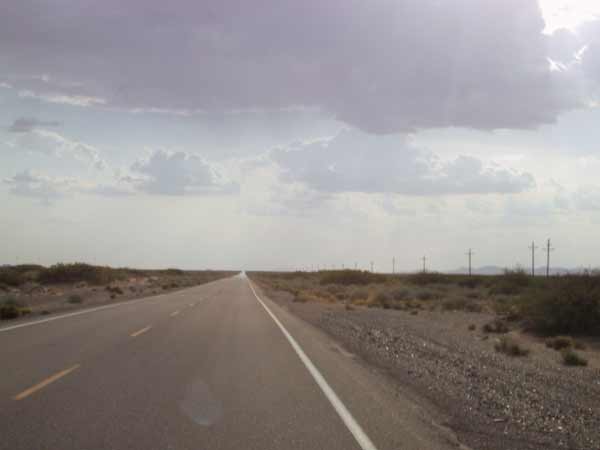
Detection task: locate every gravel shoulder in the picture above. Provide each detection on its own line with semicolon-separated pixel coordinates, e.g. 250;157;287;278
255;281;600;450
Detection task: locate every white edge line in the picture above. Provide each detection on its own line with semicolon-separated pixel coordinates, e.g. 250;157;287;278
247;279;378;450
0;296;157;333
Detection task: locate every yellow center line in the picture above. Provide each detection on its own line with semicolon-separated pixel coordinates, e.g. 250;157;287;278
14;364;81;401
170;310;180;317
130;325;152;337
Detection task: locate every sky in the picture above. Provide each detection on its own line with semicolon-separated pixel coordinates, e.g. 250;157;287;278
1;0;600;272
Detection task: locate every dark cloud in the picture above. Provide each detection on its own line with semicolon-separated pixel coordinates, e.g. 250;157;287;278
8;117;61;133
0;0;593;132
271;129;535;195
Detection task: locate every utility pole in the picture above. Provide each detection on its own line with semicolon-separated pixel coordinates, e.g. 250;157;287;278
543;238;554;277
392;257;395;274
528;241;537;276
422;256;427;273
466;249;474;276
354;262;357;270
370;261;374;273
342;263;345;270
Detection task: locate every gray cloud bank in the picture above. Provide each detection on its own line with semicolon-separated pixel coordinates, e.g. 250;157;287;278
271;130;535;195
1;0;598;133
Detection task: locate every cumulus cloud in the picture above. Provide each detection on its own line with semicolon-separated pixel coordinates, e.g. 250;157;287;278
271;129;535;195
7;130;106;170
0;0;595;132
128;150;238;196
7;117;61;133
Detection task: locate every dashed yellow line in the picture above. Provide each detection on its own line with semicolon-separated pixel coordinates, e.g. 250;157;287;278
130;325;152;337
14;364;80;400
170;310;180;317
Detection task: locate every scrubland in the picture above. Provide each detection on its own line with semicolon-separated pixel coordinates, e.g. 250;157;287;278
249;269;600;450
0;263;237;320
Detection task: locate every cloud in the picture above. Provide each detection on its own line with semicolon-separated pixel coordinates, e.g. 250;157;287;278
18;90;106;107
271;129;535;195
4;170;77;204
0;0;596;132
128;150;238;195
7;117;61;133
7;130;106;170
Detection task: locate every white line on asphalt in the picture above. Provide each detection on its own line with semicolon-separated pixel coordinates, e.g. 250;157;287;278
0;297;157;333
247;279;378;450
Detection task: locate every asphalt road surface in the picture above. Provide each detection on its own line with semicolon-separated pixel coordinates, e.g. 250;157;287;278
0;274;463;450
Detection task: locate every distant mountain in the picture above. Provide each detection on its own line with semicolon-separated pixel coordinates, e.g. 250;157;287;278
447;266;595;276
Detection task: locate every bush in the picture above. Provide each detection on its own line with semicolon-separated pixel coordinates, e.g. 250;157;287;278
319;270;386;286
416;290;437;301
561;349;588;366
350;288;369;301
0;303;20;319
468;324;477;331
495;336;530;357
522;274;600;335
483;319;509;334
371;291;391;309
545;336;586;351
390;288;410;301
38;263;121;285
0;267;26;286
442;297;483;312
407;272;449;286
67;294;83;304
0;296;25;320
489;268;530;296
458;277;486;289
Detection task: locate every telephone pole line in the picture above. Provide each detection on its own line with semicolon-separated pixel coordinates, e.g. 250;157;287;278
370;261;374;273
466;249;474;276
422;256;427;273
392;257;396;274
528;241;537;276
543;238;554;277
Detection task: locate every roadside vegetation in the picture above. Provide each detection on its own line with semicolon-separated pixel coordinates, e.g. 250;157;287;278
0;263;237;321
249;268;600;366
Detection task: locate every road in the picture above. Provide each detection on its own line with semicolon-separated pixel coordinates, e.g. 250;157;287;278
0;274;462;450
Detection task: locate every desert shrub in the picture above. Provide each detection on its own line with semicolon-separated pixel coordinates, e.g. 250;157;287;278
67;294;83;304
371;291;391;309
489;268;530;296
561;349;588;366
410;310;419;315
319;270;386;286
468;324;477;331
457;276;486;289
293;291;314;303
416;290;437;301
0;296;26;320
407;272;449;286
0;267;26;286
107;285;124;295
165;268;184;275
495;336;530;357
483;318;509;334
350;288;369;301
466;291;480;299
345;304;355;311
390;288;410;301
522;274;600;335
442;297;483;312
545;336;585;351
38;263;122;285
